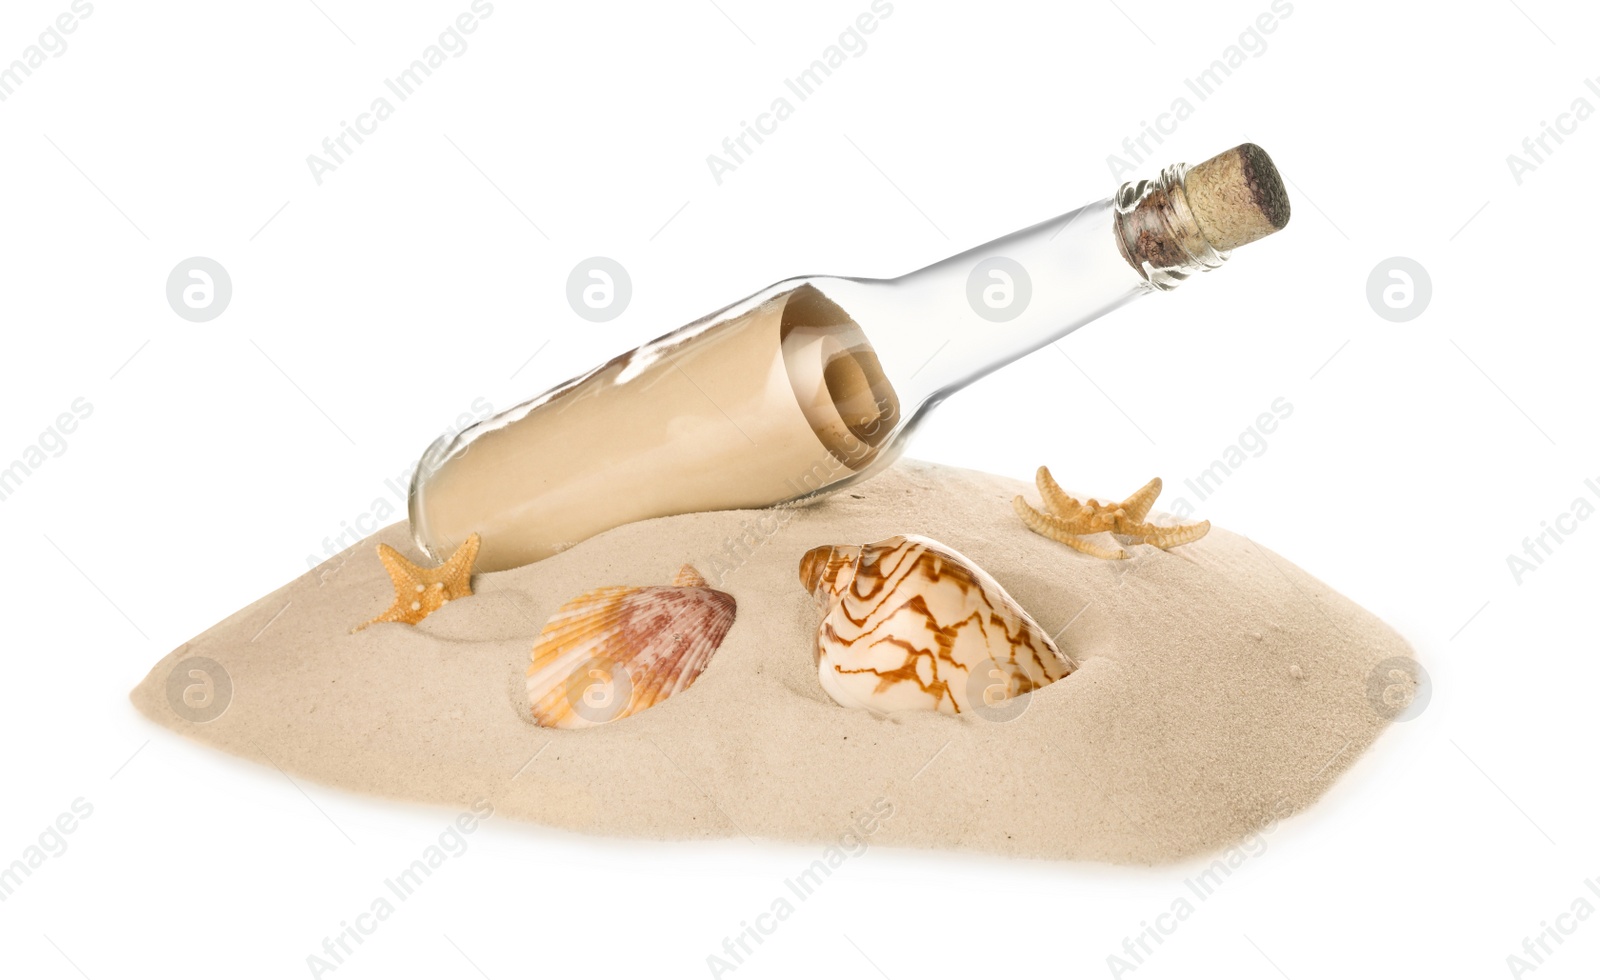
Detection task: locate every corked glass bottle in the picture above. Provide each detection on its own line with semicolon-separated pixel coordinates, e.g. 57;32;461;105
412;144;1291;571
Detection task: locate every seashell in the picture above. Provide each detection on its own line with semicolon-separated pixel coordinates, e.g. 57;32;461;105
799;535;1075;716
527;564;736;729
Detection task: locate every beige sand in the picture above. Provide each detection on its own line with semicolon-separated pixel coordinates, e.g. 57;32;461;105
131;460;1411;864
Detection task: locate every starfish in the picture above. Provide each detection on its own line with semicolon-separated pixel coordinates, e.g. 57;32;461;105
353;533;480;631
1012;468;1209;560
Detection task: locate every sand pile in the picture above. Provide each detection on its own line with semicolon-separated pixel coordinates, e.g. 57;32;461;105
131;460;1412;864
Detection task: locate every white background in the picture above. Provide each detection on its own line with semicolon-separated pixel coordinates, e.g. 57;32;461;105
2;0;1597;977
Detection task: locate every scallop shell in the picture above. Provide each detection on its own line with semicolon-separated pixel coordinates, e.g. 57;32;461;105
799;535;1074;716
526;564;736;729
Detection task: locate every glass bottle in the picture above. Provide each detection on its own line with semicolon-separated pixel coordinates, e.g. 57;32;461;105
411;144;1290;571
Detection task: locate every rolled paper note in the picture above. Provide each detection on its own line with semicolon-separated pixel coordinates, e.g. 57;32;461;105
412;285;899;571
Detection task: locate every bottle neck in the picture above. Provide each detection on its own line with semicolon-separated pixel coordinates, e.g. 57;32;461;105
814;161;1233;413
1112;162;1231;290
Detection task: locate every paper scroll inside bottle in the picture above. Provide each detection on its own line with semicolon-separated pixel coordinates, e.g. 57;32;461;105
411;285;901;571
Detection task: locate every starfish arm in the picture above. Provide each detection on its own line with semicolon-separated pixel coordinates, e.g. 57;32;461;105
1054;532;1130;561
1015;494;1100;535
439;533;481;578
1014;496;1129;559
376;543;421;588
1118;519;1211;550
1119;477;1163;523
1036;467;1093;522
353;599;406;632
436;533;481;599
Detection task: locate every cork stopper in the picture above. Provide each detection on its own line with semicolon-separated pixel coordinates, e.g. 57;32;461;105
1184;143;1291;251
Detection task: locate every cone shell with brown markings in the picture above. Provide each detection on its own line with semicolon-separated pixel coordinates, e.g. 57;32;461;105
799;535;1075;716
526;564;735;729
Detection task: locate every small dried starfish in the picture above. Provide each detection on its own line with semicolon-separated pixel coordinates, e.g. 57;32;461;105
1012;468;1209;560
353;533;480;631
